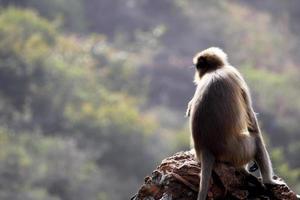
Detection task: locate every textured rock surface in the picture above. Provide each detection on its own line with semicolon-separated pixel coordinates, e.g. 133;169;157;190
132;151;298;200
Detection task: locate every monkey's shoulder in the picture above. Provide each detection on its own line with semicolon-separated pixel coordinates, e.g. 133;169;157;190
193;68;246;107
200;69;242;90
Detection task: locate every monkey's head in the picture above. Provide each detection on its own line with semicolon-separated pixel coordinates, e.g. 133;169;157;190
193;47;228;82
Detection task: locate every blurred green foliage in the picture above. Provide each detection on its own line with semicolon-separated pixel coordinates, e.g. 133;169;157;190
0;7;161;200
0;0;299;199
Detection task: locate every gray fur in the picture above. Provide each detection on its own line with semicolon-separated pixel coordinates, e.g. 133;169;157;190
187;47;280;200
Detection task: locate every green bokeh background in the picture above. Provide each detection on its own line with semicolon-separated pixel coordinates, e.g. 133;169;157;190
0;1;299;199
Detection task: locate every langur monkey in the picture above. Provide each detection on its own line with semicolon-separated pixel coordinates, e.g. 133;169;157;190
186;47;281;200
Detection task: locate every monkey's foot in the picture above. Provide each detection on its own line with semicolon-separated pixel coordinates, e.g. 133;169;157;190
263;177;286;186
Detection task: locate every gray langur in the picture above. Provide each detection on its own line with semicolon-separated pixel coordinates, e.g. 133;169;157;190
186;47;282;200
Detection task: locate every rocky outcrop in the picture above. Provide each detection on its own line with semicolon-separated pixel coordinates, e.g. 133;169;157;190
132;151;299;200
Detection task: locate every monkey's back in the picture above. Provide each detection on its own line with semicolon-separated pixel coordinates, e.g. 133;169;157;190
190;66;253;165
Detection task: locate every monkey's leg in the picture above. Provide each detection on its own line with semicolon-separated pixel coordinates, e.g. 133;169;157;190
255;136;273;181
247;110;281;184
254;136;282;185
197;150;215;200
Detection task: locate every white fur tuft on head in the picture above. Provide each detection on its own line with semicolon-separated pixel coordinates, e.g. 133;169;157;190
193;47;228;65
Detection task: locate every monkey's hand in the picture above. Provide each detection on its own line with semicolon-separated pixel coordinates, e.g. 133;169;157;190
248;161;258;172
185;107;191;118
185;101;192;118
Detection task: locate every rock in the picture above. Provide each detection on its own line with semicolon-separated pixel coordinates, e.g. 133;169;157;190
132;150;298;200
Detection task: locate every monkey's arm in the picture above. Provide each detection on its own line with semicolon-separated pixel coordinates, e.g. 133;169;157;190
242;89;283;185
241;88;260;134
247;109;260;134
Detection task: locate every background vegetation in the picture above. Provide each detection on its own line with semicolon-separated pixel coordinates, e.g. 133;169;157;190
0;0;299;199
